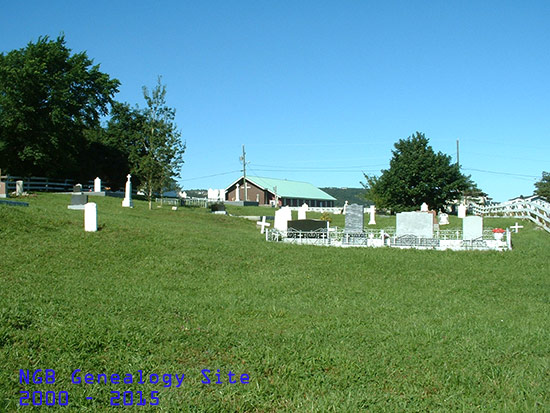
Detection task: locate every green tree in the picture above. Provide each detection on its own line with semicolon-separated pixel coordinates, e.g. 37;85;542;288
363;132;473;212
0;35;120;177
534;171;550;201
130;77;186;209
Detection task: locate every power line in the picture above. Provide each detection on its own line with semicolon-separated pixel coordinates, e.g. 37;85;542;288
179;170;241;182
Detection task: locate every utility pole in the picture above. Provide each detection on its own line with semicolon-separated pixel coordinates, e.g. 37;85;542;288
456;138;460;167
240;145;248;201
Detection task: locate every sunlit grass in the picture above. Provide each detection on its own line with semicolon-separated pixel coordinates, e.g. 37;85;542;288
1;194;549;411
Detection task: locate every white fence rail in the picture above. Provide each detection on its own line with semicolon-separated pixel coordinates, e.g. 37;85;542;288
470;199;550;233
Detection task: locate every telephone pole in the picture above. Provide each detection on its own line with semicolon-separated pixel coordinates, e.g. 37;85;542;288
456;138;460;167
240;145;248;201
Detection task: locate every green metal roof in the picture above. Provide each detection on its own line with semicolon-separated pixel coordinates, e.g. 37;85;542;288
246;176;336;201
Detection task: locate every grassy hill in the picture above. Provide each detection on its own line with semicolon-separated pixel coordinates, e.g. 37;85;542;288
1;194;549;411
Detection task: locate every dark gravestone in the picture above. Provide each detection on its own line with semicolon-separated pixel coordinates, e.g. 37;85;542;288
287;219;327;232
0;199;29;207
68;193;88;210
345;204;364;233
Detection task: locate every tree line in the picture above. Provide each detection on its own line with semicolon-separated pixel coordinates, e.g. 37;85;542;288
0;35;185;209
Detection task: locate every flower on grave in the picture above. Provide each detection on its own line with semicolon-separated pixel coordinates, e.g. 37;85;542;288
492;228;505;233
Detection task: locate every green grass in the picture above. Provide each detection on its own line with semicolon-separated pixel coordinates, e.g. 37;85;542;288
1;194;549;411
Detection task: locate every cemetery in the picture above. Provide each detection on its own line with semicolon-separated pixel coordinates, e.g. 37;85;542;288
265;203;514;251
1;191;550;411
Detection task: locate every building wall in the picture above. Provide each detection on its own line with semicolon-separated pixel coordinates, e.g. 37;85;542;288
226;178;334;207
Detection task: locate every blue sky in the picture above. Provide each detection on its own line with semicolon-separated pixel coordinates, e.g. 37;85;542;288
2;1;549;202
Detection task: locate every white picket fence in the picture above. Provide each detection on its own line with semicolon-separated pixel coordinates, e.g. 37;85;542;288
469;199;550;233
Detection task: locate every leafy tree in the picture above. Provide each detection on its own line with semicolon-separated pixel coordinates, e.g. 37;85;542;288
0;35;120;178
130;77;186;209
534;171;550;201
363;132;473;212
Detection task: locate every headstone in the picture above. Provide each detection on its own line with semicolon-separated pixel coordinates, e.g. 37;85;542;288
68;193;88;210
84;202;97;232
16;180;24;196
256;216;271;234
510;222;523;233
73;183;82;193
122;174;134;207
287;219;327;232
94;177;101;193
343;200;349;215
235;183;240;201
274;206;292;231
463;216;483;240
0;169;6;198
298;203;309;220
457;204;467;218
420;202;429;212
438;212;449;225
396;211;434;238
368;205;376;225
345;204;364;233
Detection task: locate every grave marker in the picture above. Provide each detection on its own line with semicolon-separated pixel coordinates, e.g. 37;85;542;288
122;174;134;207
396;211;434;238
457;204;467;218
345;204;364;233
16;180;24;196
256;216;271;234
510;222;523;233
274;206;292;231
84;202;97;232
298;203;308;220
463;216;483;240
368;205;376;225
94;177;101;193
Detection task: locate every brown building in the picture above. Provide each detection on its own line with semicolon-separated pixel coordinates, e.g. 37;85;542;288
225;176;336;207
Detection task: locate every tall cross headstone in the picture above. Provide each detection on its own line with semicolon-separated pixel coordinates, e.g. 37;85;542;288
343;200;349;215
122;174;133;208
368;205;376;225
235;183;240;201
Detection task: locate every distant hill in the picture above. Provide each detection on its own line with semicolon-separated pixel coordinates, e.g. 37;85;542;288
321;187;372;207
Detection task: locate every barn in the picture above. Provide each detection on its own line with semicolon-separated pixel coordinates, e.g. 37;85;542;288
225;176;336;207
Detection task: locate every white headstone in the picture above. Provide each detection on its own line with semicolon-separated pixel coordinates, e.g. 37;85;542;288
463;216;483;240
298;203;309;220
16;180;24;196
438;212;449;225
122;174;133;207
420;202;429;212
510;222;523;233
256;216;271;234
396;211;434;238
343;200;349;215
368;205;376;225
235;183;240;201
84;202;97;232
274;206;292;231
94;177;101;192
457;204;467;219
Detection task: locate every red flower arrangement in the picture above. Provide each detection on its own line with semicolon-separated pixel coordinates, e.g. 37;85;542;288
492;228;505;233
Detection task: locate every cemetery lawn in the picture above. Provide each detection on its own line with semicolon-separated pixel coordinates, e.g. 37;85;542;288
1;194;549;412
